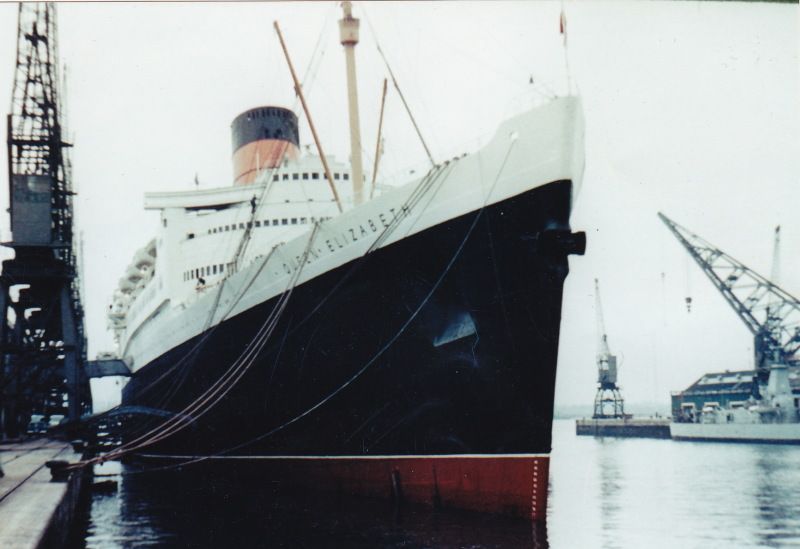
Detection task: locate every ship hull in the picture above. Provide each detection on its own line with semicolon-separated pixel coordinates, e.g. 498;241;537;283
671;422;800;444
122;178;578;519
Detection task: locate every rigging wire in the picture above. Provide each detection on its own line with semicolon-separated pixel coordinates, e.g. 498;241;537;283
76;226;321;467
84;6;516;470
78;159;450;467
361;7;435;168
101;137;517;477
99;9;347;444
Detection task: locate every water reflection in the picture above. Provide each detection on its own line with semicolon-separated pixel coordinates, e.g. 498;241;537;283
752;446;800;548
596;439;623;549
76;423;800;548
548;420;800;548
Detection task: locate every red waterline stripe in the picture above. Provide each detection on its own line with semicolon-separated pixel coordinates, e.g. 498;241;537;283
137;453;550;520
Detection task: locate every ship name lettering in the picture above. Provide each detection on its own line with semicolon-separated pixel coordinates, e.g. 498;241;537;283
379;213;388;228
348;228;358;241
367;219;377;232
359;225;368;237
326;240;335;252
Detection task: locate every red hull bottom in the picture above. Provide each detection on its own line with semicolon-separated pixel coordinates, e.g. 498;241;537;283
143;454;550;520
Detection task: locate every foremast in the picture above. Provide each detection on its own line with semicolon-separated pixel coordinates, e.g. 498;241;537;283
339;1;364;206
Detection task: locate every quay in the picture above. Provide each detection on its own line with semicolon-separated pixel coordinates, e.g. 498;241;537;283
576;417;671;439
0;439;90;549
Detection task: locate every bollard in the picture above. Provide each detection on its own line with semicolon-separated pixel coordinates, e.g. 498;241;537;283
45;460;72;482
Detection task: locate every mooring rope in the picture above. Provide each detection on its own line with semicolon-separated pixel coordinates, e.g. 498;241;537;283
73;226;320;467
109;138;517;476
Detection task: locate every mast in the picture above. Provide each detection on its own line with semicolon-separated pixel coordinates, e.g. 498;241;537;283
339;1;364;205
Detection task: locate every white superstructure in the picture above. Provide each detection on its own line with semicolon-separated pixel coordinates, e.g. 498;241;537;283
107;96;585;374
108;152;352;345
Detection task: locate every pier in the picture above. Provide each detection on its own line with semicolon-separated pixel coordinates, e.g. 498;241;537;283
575;417;671;439
0;439;89;549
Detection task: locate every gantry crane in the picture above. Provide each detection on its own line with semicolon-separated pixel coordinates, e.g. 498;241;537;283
592;278;625;418
0;3;90;438
658;213;800;384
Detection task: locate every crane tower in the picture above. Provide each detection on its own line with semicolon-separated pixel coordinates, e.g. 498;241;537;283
593;278;625;418
0;3;90;438
658;213;800;384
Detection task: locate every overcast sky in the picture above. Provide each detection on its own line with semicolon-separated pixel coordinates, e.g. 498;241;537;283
0;1;796;410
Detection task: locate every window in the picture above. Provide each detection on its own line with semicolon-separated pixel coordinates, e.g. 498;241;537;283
225;225;230;231
343;173;349;180
282;218;288;225
213;265;218;274
239;223;245;229
219;264;224;272
312;172;319;180
334;173;340;180
302;173;309;180
291;218;297;225
272;219;280;226
300;217;307;224
255;220;261;227
282;174;289;181
273;175;279;182
247;221;252;228
187;233;195;239
292;173;299;180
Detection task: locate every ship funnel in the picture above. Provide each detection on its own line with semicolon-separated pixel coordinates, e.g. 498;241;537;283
231;106;299;185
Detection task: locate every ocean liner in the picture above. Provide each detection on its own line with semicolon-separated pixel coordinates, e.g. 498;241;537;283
108;4;586;519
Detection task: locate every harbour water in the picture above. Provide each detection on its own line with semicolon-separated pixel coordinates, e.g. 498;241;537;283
72;420;800;548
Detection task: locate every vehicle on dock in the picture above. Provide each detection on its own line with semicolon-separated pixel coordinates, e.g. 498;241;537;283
26;414;47;435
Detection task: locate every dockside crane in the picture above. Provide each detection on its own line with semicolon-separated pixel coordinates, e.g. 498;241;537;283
0;3;90;438
658;213;800;384
593;278;625;418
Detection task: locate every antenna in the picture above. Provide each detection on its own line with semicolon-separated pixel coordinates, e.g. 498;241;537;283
770;225;781;285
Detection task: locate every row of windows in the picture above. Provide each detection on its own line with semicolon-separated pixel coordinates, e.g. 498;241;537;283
272;172;349;182
184;263;233;283
205;216;332;235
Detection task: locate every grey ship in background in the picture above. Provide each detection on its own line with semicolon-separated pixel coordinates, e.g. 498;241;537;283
661;215;800;443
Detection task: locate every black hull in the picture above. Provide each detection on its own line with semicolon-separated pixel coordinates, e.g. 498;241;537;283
123;179;578;458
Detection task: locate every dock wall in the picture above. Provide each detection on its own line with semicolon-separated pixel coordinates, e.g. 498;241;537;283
575;418;670;439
